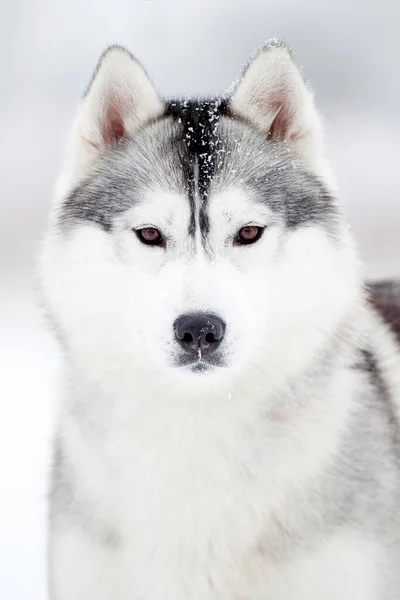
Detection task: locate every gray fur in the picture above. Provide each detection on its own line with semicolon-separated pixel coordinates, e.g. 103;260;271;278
59;103;339;238
49;441;120;549
369;281;400;342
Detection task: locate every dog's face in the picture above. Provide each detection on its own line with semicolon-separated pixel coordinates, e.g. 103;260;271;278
42;43;361;395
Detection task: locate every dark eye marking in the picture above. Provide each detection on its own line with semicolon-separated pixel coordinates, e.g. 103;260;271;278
234;225;264;245
135;227;165;247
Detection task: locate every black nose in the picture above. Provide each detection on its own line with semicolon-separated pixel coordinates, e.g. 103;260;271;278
174;313;226;358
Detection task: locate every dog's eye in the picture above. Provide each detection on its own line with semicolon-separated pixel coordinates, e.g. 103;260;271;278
235;225;264;245
135;227;164;247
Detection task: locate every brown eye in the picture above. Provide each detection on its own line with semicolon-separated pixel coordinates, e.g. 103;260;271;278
136;227;164;246
235;225;263;245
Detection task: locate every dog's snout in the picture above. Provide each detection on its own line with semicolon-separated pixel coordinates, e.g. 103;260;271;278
174;313;225;357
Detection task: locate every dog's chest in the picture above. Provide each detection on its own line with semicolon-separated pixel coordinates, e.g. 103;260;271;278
88;409;276;595
104;518;381;600
110;412;271;547
67;396;383;599
109;446;266;599
87;424;373;599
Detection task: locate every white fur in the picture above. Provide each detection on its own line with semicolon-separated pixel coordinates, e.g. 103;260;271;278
42;44;400;600
42;188;361;396
231;43;336;186
60;47;163;193
43;189;374;599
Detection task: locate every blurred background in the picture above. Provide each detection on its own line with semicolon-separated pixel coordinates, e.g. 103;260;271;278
0;0;399;597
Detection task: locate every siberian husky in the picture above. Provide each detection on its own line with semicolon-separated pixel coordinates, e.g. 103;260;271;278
41;41;400;599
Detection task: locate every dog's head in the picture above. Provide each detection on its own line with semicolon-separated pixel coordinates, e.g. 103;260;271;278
41;42;361;395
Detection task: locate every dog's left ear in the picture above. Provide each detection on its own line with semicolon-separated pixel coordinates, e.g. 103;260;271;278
231;41;323;169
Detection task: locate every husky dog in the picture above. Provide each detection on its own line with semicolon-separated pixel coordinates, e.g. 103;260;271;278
41;41;400;599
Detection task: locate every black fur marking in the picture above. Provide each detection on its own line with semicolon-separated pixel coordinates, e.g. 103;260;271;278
59;97;339;237
165;99;230;237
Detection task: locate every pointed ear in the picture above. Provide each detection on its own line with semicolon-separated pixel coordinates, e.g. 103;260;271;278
68;46;163;179
231;41;323;169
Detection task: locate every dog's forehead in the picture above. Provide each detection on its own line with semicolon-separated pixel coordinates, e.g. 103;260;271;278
138;188;269;227
59;99;337;234
138;107;335;234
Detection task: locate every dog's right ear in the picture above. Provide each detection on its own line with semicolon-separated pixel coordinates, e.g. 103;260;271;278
67;46;163;181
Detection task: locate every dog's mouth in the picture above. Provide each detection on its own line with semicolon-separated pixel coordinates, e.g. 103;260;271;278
174;351;226;372
191;360;211;373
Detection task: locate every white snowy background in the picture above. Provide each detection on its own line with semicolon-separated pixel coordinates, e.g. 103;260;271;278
0;0;399;597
